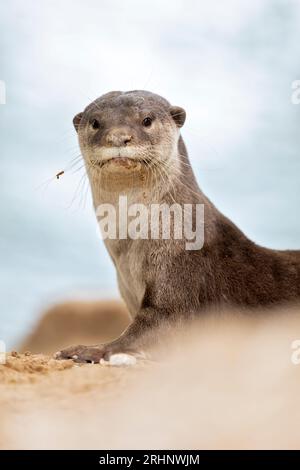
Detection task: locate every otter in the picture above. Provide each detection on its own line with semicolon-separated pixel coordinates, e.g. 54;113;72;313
55;90;300;364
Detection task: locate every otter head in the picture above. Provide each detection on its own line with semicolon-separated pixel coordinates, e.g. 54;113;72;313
73;91;186;182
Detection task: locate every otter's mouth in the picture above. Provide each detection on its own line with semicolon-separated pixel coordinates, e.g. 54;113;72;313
90;157;148;169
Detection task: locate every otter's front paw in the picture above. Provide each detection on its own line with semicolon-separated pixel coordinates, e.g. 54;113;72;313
54;344;103;363
54;344;144;366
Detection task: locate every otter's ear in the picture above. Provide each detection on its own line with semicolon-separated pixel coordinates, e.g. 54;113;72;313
73;112;83;132
170;106;186;128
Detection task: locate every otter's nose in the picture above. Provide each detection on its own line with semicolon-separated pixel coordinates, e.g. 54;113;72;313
106;130;132;147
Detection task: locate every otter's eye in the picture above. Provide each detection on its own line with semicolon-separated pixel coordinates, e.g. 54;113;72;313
91;119;100;130
142;117;152;127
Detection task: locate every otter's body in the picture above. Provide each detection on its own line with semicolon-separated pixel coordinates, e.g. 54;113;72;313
56;90;300;364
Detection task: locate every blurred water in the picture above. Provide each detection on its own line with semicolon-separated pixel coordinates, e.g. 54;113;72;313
0;0;299;347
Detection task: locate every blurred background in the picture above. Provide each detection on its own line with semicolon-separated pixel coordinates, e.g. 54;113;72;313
0;0;299;348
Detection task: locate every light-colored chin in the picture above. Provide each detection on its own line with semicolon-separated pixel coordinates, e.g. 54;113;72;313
81;140;177;200
86;157;152;196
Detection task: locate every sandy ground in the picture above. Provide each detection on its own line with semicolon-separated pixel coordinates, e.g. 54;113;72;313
0;351;147;449
1;301;300;449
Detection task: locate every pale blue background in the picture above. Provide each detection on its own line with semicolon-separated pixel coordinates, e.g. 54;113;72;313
0;0;299;347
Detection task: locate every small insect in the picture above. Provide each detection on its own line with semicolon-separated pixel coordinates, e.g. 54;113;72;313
56;170;65;180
